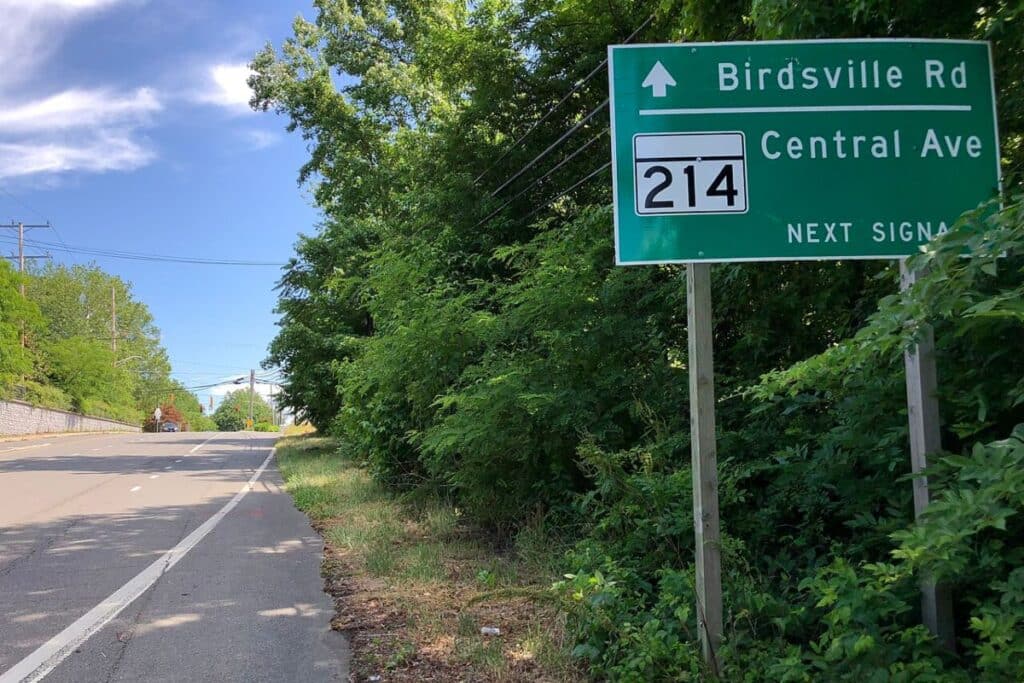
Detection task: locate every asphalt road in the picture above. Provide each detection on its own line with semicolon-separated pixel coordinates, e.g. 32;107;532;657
0;432;349;682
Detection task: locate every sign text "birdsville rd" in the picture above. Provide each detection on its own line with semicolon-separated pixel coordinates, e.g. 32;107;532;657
608;40;1001;264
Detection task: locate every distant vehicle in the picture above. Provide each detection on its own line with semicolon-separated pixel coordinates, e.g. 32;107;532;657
161;421;179;432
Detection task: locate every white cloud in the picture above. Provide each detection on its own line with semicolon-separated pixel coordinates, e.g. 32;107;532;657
0;88;161;133
0;133;154;179
0;0;124;8
195;63;256;113
0;1;162;181
0;87;161;180
0;0;132;91
240;129;279;150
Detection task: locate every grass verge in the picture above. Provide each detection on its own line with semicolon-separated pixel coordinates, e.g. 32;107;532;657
275;435;582;682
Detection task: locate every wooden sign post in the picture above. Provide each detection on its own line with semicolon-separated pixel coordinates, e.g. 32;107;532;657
900;261;956;650
608;39;998;672
687;262;722;675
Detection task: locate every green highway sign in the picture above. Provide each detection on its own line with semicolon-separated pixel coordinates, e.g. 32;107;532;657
608;40;1001;264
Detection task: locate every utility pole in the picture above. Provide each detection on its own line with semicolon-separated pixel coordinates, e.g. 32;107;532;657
2;221;50;349
248;369;255;429
18;222;24;296
2;222;51;287
269;382;277;427
111;285;117;362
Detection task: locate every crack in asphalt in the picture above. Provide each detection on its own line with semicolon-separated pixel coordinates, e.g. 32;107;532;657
0;515;82;577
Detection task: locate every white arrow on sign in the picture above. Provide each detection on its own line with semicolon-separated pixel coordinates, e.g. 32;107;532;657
642;61;676;98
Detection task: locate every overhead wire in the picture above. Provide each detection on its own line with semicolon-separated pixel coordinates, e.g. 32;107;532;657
521;161;612;223
473;12;655;232
473;127;609;229
0;186;49;224
473;13;655;185
0;187;70;262
0;235;285;266
489;98;608;198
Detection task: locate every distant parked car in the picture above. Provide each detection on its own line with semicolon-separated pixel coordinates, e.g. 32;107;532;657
161;421;179;432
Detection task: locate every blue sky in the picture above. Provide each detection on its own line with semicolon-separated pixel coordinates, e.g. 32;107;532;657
0;0;321;409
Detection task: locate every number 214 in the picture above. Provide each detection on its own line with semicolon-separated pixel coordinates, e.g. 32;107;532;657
644;164;738;209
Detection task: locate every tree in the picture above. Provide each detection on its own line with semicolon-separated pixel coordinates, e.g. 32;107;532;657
254;0;1024;676
43;336;133;412
29;263;171;414
213;389;273;431
0;260;42;385
141;385;216;431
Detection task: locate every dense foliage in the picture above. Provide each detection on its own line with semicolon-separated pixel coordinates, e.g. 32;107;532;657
213;389;275;431
0;261;203;426
143;393;218;432
256;0;1024;678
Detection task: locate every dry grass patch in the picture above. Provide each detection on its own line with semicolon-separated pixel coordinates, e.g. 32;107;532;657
276;435;583;682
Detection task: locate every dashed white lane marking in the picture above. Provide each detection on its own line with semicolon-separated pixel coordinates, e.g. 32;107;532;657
188;434;218;455
0;442;51;454
174;459;182;463
163;466;172;470
129;486;142;493
149;475;159;480
0;447;276;683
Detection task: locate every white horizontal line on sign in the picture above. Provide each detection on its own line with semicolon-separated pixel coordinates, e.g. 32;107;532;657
639;104;972;116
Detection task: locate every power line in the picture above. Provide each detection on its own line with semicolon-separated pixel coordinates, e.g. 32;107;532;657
521;161;611;223
1;222;51;305
0;187;49;225
473;127;608;229
473;13;655;185
0;188;104;259
473;61;607;186
48;222;72;256
490;97;608;198
18;238;284;266
0;235;285;266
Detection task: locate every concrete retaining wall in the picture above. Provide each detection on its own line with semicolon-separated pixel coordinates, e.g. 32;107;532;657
0;400;141;436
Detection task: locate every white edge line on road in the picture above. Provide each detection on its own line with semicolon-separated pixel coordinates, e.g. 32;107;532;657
129;486;142;493
0;447;277;683
0;443;51;454
188;434;218;455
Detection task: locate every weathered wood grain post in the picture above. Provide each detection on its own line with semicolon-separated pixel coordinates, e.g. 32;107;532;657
687;262;722;675
900;261;956;650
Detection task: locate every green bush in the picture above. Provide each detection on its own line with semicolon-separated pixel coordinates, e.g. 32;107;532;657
80;398;143;425
254;0;1024;676
213;390;274;431
188;415;218;432
2;380;73;411
253;422;279;432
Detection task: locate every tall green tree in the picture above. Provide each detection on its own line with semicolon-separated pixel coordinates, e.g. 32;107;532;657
29;263;171;419
44;336;131;410
256;0;1024;676
213;389;274;431
0;260;42;384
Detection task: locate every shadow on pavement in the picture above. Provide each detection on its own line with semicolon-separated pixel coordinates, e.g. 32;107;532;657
0;485;347;682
